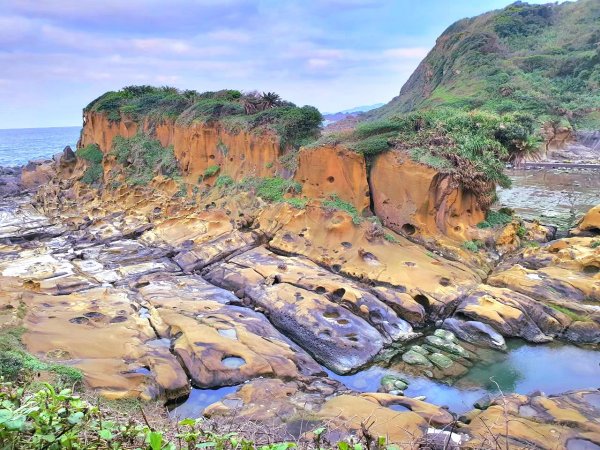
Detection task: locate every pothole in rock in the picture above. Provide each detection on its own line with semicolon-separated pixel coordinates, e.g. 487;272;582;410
221;356;246;369
323;310;341;319
389;404;411;412
169;386;241;419
518;404;538;418
110;315;128;323
218;329;238;340
83;311;106;321
69;316;90;325
583;392;600;409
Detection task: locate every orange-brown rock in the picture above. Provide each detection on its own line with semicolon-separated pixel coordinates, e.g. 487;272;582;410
573;204;600;235
259;202;480;319
80;112;282;184
463;390;600;450
20;287;189;400
370;150;485;241
294;145;370;212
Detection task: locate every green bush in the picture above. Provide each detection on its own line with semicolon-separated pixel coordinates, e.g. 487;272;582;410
203;165;220;178
255;177;302;202
322;194;362;225
76;144;103;164
81;164;103;185
284;197;308;209
111;133;180;186
350;134;392;156
477;209;513;228
462;240;482;252
384;233;398;243
0;381;392;450
76;144;104;185
215;175;234;188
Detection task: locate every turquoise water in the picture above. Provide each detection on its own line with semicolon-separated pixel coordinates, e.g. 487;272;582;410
0;126;81;167
325;340;600;414
171;341;600;417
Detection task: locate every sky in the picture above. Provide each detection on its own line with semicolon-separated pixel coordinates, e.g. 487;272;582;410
0;0;563;128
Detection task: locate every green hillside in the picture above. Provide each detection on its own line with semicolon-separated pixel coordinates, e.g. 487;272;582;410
368;0;600;129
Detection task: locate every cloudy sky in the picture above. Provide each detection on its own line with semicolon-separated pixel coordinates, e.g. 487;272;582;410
1;0;556;128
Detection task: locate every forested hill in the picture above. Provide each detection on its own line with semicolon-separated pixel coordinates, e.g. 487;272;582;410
368;0;600;129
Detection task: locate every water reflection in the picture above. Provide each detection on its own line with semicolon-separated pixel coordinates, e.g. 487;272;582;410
324;340;600;414
169;385;240;419
498;169;600;229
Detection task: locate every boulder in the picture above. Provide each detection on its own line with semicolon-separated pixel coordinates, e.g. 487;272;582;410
441;317;507;351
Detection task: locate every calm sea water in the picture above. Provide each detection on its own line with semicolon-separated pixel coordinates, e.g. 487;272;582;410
0;126;81;167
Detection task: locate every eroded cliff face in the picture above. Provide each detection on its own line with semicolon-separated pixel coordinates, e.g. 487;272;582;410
294;145;371;213
80;111;487;236
80;111;282;182
370;150;485;241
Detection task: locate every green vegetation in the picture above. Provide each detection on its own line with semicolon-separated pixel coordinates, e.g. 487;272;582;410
230;176;307;208
0;380;400;450
517;225;527;238
0;327;83;387
322;194;362;225
548;304;589;322
255;177;302;202
76;144;104;185
323;108;539;207
477;209;514;229
368;0;600;130
215;175;234;188
203;165;220;178
384;233;398;243
86;87;322;150
462;240;483;252
111;133;180;186
591;240;600;249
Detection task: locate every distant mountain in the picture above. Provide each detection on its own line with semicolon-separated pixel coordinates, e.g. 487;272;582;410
323;103;385;125
367;0;600;129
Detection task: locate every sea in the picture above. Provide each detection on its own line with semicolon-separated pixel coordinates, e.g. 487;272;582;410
0;126;81;167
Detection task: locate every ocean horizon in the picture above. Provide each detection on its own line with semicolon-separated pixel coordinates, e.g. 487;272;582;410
0;126;81;167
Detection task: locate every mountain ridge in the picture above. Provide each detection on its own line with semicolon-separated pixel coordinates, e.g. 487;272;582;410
367;0;600;130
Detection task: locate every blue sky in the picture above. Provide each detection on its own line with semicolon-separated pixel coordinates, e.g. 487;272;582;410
0;0;561;128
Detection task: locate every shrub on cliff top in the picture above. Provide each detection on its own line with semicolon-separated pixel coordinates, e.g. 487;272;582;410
85;86;322;150
111;133;181;186
335;108;540;207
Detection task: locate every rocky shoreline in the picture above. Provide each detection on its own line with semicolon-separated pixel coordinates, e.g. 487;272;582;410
1;143;599;448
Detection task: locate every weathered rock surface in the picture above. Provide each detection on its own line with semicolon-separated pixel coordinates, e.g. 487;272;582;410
370;150;485;241
454;285;568;343
136;272;323;386
441;317;507;351
294;145;371;213
463;390;600;450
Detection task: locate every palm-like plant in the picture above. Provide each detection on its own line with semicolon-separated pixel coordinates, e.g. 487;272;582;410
260;92;282;109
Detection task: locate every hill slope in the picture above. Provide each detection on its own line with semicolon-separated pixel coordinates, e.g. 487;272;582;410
369;0;600;129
